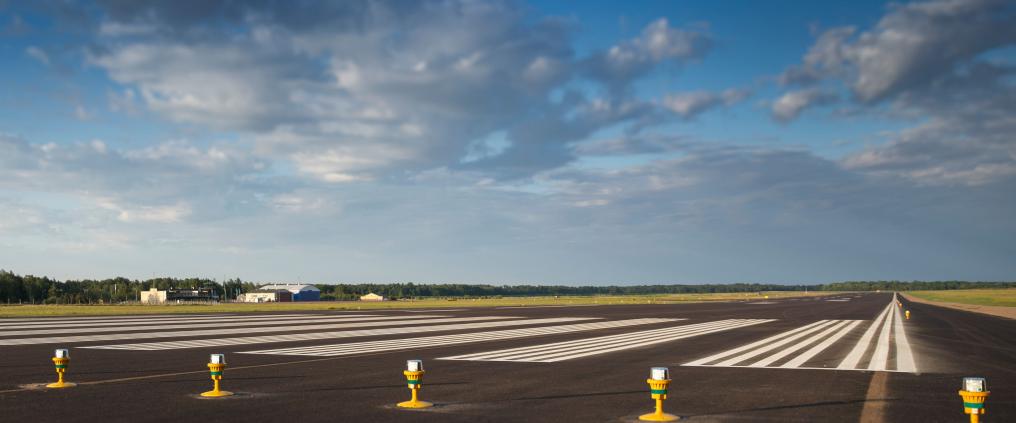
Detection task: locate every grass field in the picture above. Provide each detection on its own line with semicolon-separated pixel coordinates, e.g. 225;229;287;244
908;288;1016;308
0;291;833;317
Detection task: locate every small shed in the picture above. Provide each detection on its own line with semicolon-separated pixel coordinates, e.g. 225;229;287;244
360;293;386;302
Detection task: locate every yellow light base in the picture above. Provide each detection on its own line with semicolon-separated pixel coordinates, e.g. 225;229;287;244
638;411;679;421
200;390;234;397
397;399;433;409
45;382;76;389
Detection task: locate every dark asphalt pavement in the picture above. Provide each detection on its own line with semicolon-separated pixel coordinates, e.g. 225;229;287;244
0;293;1012;422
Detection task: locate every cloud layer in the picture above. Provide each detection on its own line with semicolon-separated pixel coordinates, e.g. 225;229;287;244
1;0;1014;282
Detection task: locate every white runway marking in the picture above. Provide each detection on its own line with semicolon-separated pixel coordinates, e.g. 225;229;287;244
83;317;602;350
0;315;439;336
3;316;516;346
686;294;916;373
0;314;224;323
241;318;680;357
403;310;465;313
439;319;774;363
0;314;338;329
838;301;893;370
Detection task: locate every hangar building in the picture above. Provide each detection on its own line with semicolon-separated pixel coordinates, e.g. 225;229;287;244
257;284;321;301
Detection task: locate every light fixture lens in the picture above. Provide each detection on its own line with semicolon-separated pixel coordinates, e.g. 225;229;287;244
650;367;669;381
210;354;225;364
55;349;69;359
407;359;423;372
963;377;986;393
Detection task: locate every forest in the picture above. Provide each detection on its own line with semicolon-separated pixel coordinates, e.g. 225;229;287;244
0;270;1013;304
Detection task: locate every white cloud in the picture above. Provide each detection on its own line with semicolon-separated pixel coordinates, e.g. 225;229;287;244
662;88;750;119
25;46;50;66
780;0;1016;102
771;89;837;122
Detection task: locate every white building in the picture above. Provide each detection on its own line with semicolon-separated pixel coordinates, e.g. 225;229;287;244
360;293;386;302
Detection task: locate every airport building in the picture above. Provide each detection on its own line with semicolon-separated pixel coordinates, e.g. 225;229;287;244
257;284;321;301
140;287;219;304
360;293;386;302
238;290;294;303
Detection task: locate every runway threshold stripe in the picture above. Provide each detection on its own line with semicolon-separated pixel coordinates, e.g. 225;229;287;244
84;317;600;351
0;315;441;336
440;319;775;362
0;314;227;323
867;305;896;371
748;320;854;367
442;320;746;362
443;320;741;361
0;314;342;329
713;320;839;366
780;320;862;368
240;318;679;357
683;320;828;366
892;296;917;373
8;316;512;346
837;302;893;370
684;295;917;373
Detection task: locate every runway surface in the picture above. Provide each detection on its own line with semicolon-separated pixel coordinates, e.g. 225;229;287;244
0;292;1013;422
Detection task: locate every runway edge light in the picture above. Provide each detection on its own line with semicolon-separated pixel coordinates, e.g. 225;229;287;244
200;353;234;397
959;377;989;423
397;359;433;408
638;367;678;421
46;348;76;389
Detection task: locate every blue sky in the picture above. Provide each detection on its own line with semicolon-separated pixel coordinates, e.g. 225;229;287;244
1;0;1014;284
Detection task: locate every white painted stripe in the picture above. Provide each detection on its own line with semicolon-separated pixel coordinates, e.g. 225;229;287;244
749;320;855;367
446;320;741;361
892;299;917;373
713;321;840;366
0;315;441;336
781;320;862;368
84;317;606;350
241;318;678;357
442;319;774;363
683;320;829;366
445;320;744;362
682;364;914;373
0;314;340;329
454;322;748;363
0;314;224;323
837;302;893;370
3;316;514;346
867;304;896;371
403;310;465;313
249;319;681;356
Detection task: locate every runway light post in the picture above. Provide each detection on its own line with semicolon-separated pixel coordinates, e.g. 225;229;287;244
200;354;233;397
639;367;678;421
46;349;75;389
959;377;989;423
397;359;433;408
905;310;911;320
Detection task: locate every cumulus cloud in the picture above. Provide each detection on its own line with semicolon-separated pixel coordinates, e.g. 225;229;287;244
775;0;1016;186
770;89;837;122
662;88;750;119
86;3;721;181
780;0;1016;102
583;18;712;94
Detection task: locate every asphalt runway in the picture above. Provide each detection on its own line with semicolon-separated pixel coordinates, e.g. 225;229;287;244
0;293;1013;422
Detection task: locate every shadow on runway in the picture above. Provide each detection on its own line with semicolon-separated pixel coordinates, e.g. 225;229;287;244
685;397;896;417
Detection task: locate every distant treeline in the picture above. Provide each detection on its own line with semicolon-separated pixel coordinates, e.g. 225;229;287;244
0;270;1013;304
